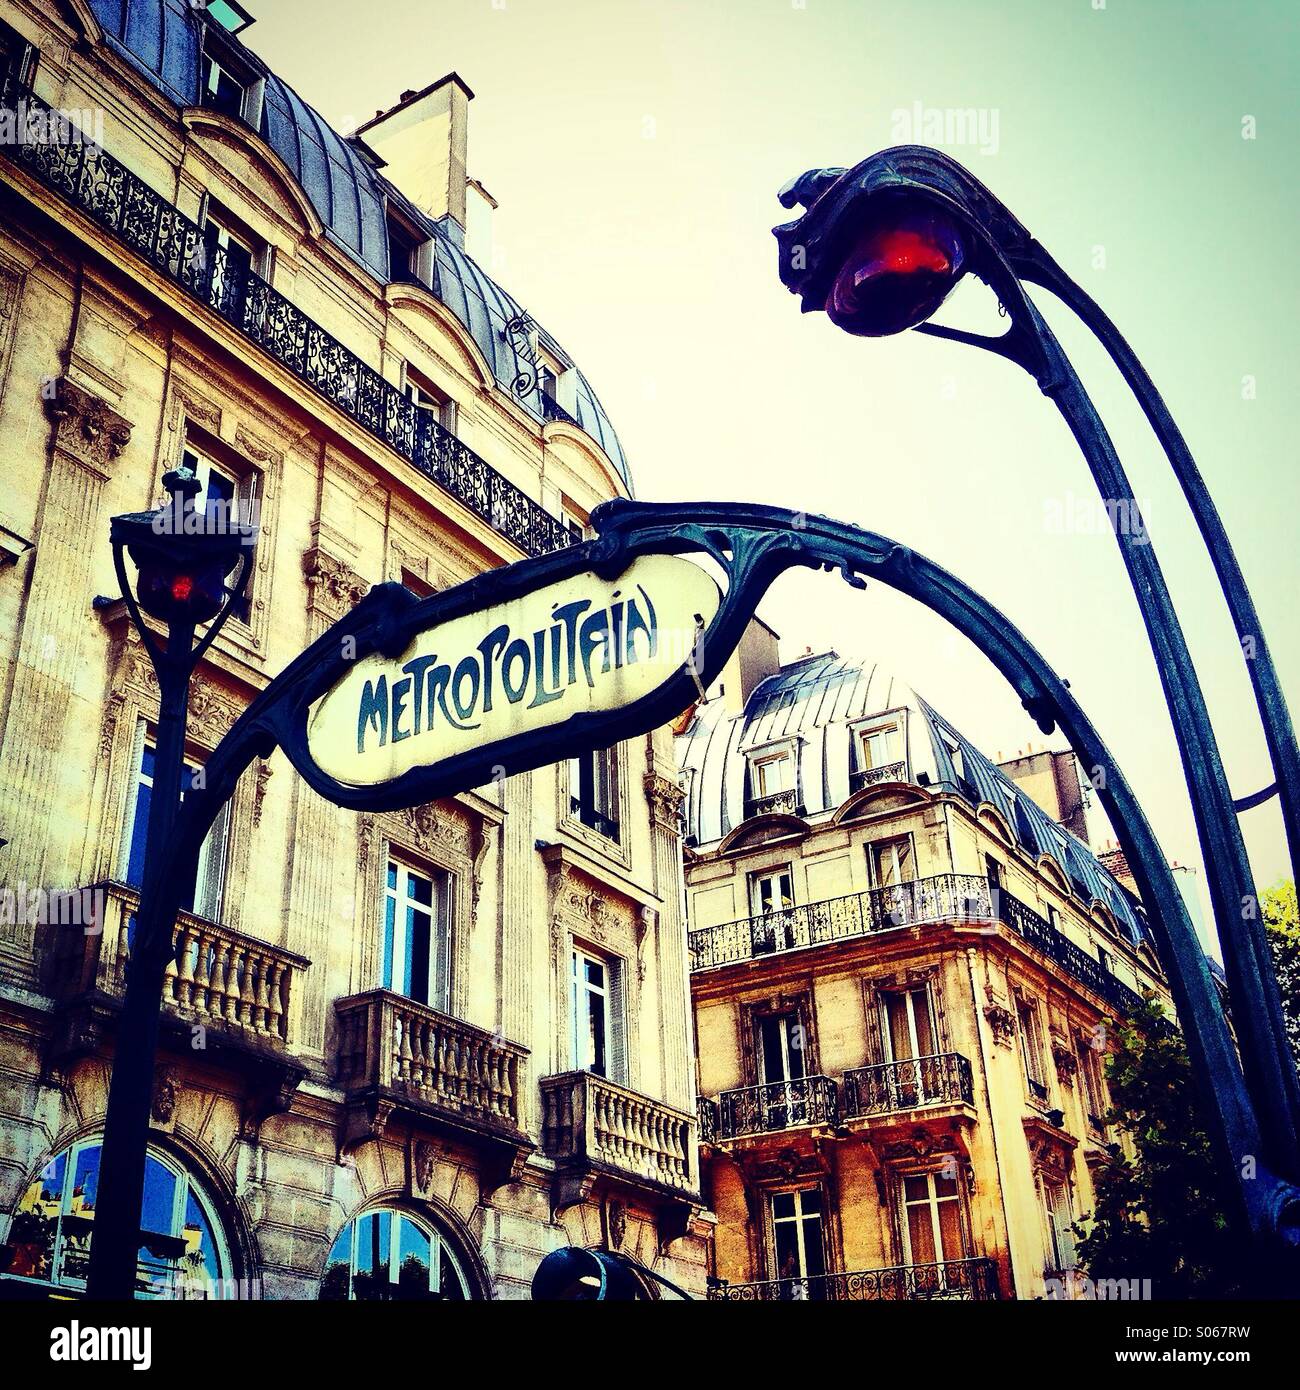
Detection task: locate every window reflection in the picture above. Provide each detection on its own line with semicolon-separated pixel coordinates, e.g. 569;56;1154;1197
3;1139;231;1299
320;1208;470;1301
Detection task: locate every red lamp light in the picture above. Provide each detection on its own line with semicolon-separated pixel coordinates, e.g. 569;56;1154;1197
826;204;966;337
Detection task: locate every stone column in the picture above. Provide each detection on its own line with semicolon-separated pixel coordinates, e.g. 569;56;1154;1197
280;545;368;1056
644;739;692;1110
0;379;131;975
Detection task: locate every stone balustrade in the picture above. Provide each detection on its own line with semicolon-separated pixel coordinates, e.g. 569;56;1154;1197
335;989;527;1133
50;881;307;1045
540;1070;698;1196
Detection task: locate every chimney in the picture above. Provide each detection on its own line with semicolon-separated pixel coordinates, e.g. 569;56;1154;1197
355;73;475;242
720;616;781;716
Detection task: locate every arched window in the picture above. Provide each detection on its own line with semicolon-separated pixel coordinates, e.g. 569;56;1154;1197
321;1207;473;1301
4;1138;232;1299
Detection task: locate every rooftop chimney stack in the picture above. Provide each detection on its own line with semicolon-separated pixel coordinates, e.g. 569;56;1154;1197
719;617;782;716
356;73;475;243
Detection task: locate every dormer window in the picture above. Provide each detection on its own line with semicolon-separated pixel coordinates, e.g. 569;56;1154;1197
538;344;578;424
746;743;799;817
386;207;434;287
851;713;907;790
199;31;263;128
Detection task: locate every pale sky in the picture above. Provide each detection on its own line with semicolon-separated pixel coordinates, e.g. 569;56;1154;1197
245;0;1300;916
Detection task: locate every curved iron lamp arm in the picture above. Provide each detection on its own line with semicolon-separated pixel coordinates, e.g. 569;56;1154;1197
130;499;1295;1258
775;145;1300;1179
1021;246;1300;886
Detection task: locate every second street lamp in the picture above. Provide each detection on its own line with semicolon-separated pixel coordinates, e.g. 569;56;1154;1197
86;465;255;1300
773;147;1300;1193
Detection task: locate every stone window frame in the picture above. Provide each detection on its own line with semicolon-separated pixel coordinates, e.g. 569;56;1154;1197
162;376;285;665
91;635;260;938
558;741;631;870
354;803;480;1025
740;989;819;1088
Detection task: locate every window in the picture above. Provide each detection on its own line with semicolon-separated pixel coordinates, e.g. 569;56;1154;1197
200;204;265;317
181;442;259;530
537;347;578;422
1079;1040;1108;1135
985;855;1002;898
859;719;903;772
120;722;230;923
942;733;972;794
749;867;793;916
878;985;938;1107
398;566;436;600
199;34;262;126
900;1171;966;1269
868;835;915;888
758;1012;806;1085
1046;901;1061;932
572;947;625;1082
382;860;452;1011
1017;997;1049;1102
1042;1180;1077;1275
0;18;36;91
403;366;457;437
770;1189;826;1294
753;752;792;798
4;1138;231;1298
386;208;434;288
200;49;247;121
568;746;619;841
320;1208;471;1301
560;501;588;544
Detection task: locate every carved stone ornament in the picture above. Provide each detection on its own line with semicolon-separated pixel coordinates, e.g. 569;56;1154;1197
251;759;273;828
643;771;685;830
1052;1040;1079;1082
984;1001;1016;1047
152;1069;178;1125
605;1198;628;1251
45;377;132;472
302;547;369;622
402;802;472;857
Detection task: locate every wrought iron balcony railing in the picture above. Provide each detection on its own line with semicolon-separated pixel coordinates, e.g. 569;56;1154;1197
709;1257;998;1301
849;759;908;792
841;1052;974;1117
716;1075;838;1139
49;881;309;1046
688;870;1150;1018
998;892;1147;1018
0;78;574;559
335;989;528;1136
540;1070;698;1196
745;788;801;817
689;873;993;971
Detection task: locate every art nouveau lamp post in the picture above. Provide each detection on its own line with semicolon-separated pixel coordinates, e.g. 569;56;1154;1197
86;466;254;1300
771;148;1300;1192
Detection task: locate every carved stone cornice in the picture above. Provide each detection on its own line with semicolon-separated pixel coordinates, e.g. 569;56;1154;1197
45;376;132;476
302;546;368;622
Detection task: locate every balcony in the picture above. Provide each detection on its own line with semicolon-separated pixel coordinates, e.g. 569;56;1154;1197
745;788;801;818
0;79;574;560
335;990;530;1177
689;873;993;971
849;759;908;793
47;881;309;1128
709;1257;999;1301
49;881;307;1048
716;1076;839;1140
540;1071;699;1237
842;1053;973;1117
688;872;1150;1020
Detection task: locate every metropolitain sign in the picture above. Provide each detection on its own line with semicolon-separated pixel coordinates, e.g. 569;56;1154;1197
306;553;720;789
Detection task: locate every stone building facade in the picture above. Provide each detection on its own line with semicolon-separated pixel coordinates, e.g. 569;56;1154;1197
678;631;1170;1300
0;0;705;1299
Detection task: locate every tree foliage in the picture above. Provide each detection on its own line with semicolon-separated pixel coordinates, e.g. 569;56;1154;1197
1263;879;1300;1072
1074;995;1249;1298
